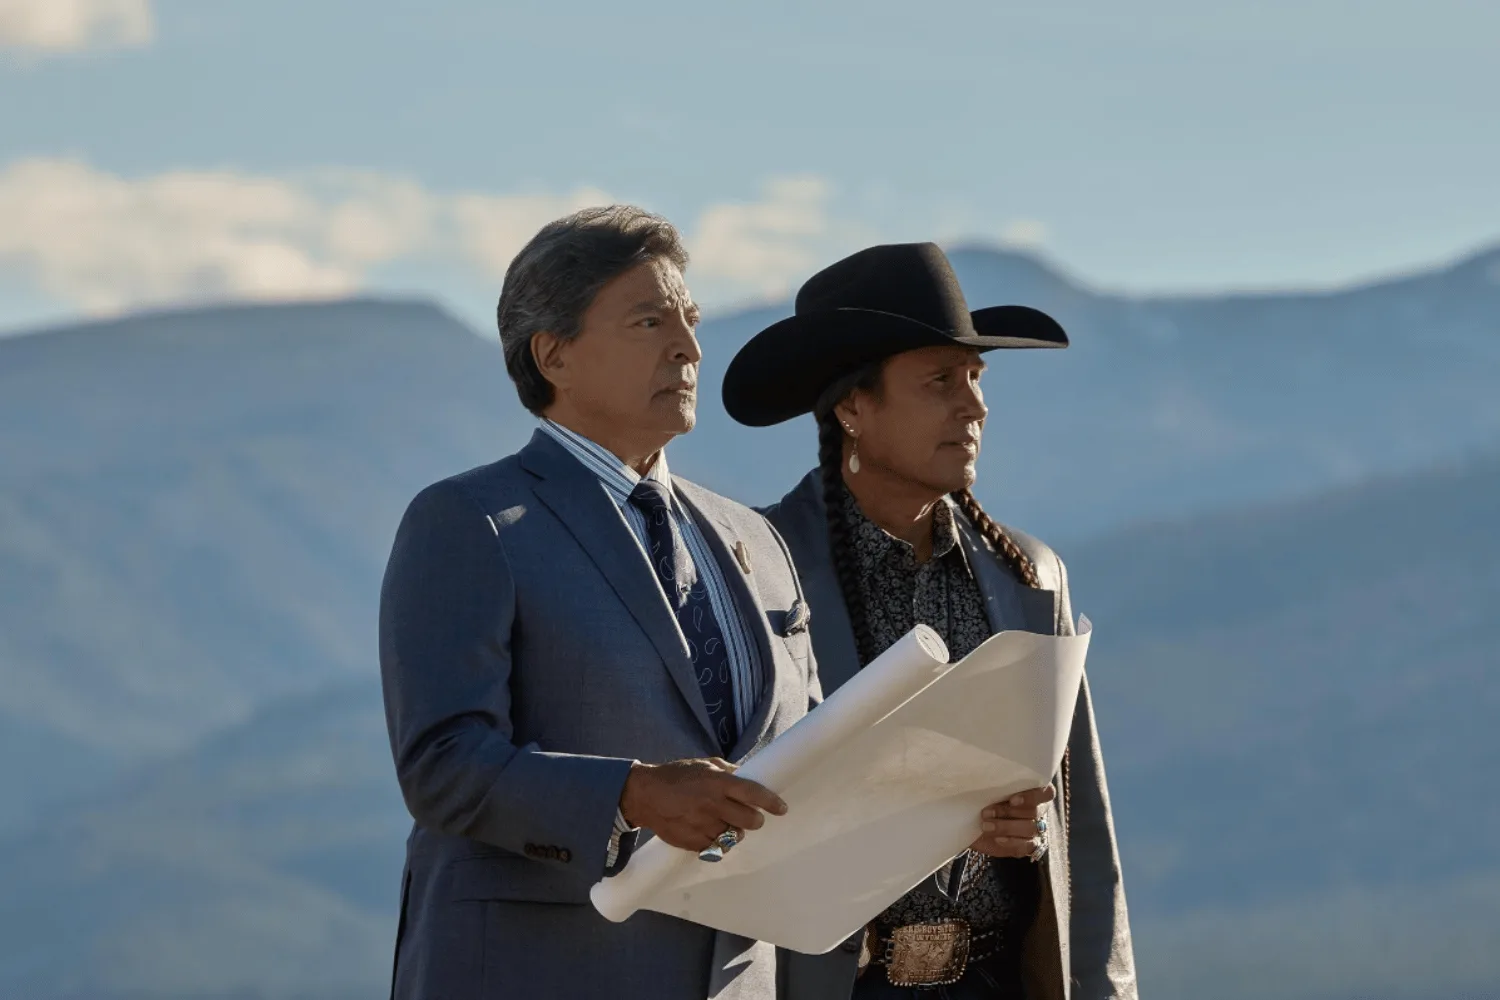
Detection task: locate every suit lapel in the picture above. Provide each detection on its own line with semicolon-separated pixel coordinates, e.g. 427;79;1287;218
957;514;1059;636
519;432;717;745
673;481;780;760
771;472;865;693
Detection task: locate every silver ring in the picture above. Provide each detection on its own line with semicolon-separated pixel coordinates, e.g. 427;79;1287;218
1035;817;1048;835
1029;837;1047;863
697;829;739;863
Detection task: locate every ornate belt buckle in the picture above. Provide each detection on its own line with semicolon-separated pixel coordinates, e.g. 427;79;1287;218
884;919;971;988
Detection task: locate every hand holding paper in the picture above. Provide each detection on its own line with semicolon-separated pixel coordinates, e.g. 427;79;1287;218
619;757;787;853
971;784;1056;858
591;619;1091;955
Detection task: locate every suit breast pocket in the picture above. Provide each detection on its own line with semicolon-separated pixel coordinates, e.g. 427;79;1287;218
781;632;812;670
765;608;812;663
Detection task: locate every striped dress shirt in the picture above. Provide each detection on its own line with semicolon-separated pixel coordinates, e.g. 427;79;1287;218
537;420;764;860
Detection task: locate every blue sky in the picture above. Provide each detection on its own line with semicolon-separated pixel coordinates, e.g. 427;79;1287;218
2;0;1497;333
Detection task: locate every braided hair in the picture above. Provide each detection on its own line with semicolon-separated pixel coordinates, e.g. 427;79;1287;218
950;488;1040;588
817;410;879;665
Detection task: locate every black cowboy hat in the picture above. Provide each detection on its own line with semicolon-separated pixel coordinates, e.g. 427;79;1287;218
721;242;1068;427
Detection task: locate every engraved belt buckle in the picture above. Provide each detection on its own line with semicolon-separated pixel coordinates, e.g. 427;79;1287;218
884;919;971;988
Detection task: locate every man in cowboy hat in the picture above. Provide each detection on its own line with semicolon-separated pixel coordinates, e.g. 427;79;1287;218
379;205;822;999
724;243;1137;999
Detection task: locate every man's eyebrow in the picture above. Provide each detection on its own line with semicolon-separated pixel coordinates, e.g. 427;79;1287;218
928;357;985;377
625;298;667;316
627;297;699;320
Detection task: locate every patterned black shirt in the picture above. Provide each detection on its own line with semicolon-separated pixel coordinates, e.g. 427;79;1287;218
841;490;1039;943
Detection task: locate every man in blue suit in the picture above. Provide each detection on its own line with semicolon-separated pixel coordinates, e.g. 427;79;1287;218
379;206;821;999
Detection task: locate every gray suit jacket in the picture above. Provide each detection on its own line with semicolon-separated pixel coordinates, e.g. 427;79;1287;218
379;431;821;1000
765;471;1137;1000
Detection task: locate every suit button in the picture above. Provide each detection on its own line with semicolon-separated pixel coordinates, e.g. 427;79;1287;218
523;844;538;858
558;848;572;863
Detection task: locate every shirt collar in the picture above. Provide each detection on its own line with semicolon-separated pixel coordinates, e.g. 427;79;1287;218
930;498;961;559
538;418;672;508
843;490;963;570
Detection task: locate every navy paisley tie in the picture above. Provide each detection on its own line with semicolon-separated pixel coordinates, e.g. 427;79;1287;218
628;479;738;754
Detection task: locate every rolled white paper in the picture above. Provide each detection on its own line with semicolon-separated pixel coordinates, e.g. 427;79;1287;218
588;618;1091;954
590;625;951;924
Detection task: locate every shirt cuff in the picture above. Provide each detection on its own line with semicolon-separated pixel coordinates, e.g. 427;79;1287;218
605;753;642;874
605;808;639;868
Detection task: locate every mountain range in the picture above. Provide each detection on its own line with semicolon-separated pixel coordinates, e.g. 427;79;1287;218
0;242;1496;999
679;241;1500;535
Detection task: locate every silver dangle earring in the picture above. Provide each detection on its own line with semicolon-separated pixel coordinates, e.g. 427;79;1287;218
847;435;861;475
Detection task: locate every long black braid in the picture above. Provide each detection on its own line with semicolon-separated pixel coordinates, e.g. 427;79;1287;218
817;411;879;665
951;488;1040;588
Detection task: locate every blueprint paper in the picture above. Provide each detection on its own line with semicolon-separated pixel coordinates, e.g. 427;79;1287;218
590;619;1091;955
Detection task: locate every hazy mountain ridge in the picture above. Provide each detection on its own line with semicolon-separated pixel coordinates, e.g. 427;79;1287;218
0;299;520;827
0;680;400;1000
2;243;1498;998
1083;453;1500;894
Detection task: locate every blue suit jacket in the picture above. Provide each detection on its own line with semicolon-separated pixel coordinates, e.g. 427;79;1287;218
379;431;821;999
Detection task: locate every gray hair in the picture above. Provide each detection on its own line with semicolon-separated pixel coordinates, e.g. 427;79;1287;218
496;205;690;414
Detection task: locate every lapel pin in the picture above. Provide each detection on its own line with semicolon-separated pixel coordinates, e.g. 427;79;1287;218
784;599;811;636
734;540;753;575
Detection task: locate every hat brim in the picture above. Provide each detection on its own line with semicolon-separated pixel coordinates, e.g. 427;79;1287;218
721;305;1068;427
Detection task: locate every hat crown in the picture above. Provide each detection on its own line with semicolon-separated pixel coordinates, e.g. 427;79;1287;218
794;243;975;336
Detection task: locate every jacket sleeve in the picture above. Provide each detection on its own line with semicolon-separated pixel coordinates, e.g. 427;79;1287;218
378;480;635;886
1055;554;1139;999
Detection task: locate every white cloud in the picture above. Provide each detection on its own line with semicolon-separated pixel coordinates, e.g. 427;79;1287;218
0;160;361;313
0;0;153;54
691;176;835;299
451;188;612;279
447;176;866;308
0;158;856;317
312;173;436;266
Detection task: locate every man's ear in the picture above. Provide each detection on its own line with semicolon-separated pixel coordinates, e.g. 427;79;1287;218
833;395;862;438
531;331;569;393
